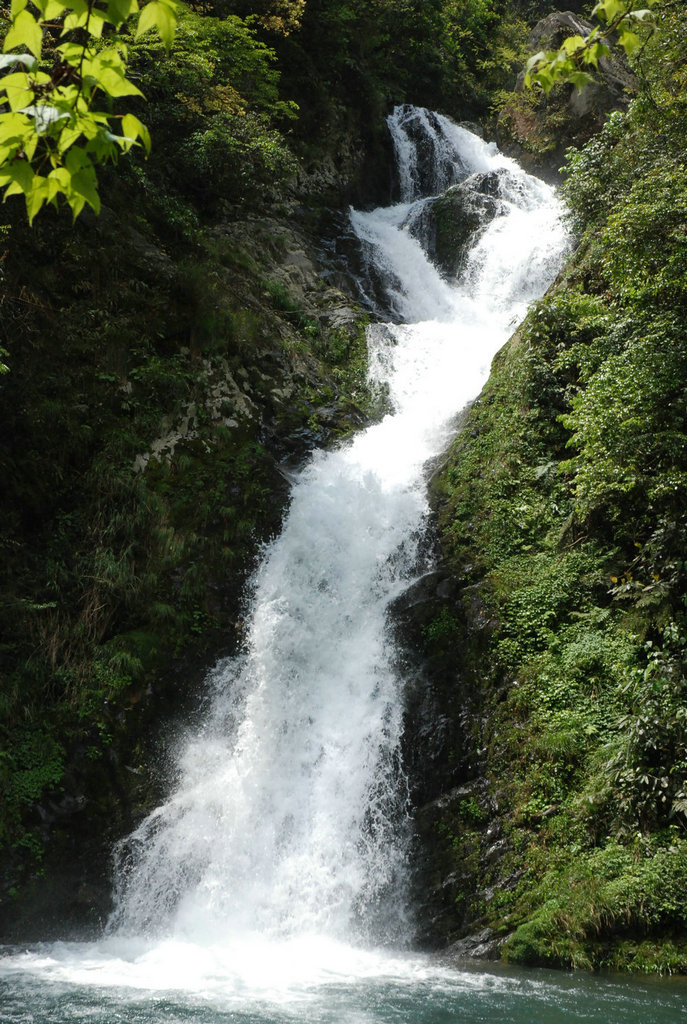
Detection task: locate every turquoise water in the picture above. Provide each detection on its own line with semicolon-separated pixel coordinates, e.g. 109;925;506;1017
1;947;686;1024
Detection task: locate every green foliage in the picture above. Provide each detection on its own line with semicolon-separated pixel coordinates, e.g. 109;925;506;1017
139;12;294;116
424;606;460;647
561;313;687;533
561;111;632;232
584;626;687;836
274;0;527;148
524;0;658;95
3;731;65;807
601;162;687;303
436;15;687;963
505;839;687;971
127;11;297;213
0;0;177;220
180;111;296;204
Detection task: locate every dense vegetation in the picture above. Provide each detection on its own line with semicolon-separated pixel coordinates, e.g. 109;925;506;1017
429;2;687;973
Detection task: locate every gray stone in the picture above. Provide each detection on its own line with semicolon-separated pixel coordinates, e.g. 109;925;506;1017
444;927;506;962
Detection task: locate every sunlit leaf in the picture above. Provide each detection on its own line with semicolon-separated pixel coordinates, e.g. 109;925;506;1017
561;35;587;57
25;174;49;223
0;111;32;143
71;167;100;213
618;29;642;56
0;0;169;221
32;0;70;16
96;65;144;98
107;0;139;27
135;0;177;49
592;0;626;23
121;112;151;154
3;10;43;59
0;71;34;112
583;41;611;68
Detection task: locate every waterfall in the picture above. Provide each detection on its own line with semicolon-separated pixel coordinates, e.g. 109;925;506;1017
0;106;568;1004
105;106;568;953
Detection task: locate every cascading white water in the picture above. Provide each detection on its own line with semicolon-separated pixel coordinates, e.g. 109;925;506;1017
0;105;569;1006
107;103;568;952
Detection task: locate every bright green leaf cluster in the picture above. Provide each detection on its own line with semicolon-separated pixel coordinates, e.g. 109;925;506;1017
524;0;658;96
0;0;177;220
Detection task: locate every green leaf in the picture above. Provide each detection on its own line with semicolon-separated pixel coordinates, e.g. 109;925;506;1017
10;0;28;18
25;174;48;223
568;70;595;92
87;9;111;37
618;29;642;56
592;0;627;23
121;112;151;154
106;0;139;27
59;145;100;213
534;66;556;94
59;0;89;32
0;157;34;196
64;145;90;173
135;0;177;49
85;125;120;162
583;41;611;68
67;193;86;218
0;72;34;112
561;35;587;57
3;10;43;59
0;110;33;143
93;65;144;99
33;0;70;16
2;179;26;198
63;7;89;31
71;167;100;214
46;165;71;197
55;121;85;154
0;143;18;164
56;41;88;62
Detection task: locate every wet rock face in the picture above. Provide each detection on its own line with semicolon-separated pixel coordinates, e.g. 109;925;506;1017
392;557;500;950
393;570;472;808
